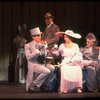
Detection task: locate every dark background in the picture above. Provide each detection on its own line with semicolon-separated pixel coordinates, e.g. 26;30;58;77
0;1;100;82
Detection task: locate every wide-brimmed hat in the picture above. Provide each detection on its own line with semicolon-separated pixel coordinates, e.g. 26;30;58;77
30;27;42;36
56;30;81;39
85;32;96;41
44;12;54;19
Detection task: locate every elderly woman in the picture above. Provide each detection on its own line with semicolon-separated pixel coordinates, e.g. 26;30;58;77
51;30;83;93
80;33;99;92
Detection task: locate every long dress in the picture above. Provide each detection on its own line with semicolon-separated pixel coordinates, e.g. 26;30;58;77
14;35;27;83
52;43;83;93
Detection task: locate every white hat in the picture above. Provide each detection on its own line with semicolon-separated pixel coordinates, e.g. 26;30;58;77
56;30;81;39
30;27;42;36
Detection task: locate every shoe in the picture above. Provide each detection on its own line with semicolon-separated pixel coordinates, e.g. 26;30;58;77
59;90;67;94
77;89;82;93
19;79;25;84
27;84;35;93
28;88;35;93
29;86;35;91
34;86;41;92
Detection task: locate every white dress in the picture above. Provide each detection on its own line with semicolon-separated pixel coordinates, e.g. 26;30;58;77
52;43;83;93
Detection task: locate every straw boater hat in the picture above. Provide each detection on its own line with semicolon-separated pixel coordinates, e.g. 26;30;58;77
85;32;96;42
30;27;42;36
44;12;54;19
56;30;81;39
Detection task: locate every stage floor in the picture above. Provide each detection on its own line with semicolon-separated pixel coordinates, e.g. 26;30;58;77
0;82;100;99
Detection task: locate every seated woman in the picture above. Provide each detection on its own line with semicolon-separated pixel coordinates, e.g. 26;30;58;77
51;30;83;93
80;33;99;92
94;40;100;92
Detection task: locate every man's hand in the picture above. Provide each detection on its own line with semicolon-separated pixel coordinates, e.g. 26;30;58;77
36;49;40;54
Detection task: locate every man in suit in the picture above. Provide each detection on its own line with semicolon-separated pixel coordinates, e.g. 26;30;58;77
24;27;55;92
42;12;60;50
39;12;60;92
41;12;60;64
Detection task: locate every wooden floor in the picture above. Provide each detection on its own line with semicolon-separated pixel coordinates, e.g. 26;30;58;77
0;82;100;99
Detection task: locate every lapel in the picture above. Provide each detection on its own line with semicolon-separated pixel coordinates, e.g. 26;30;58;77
29;41;39;52
43;23;54;39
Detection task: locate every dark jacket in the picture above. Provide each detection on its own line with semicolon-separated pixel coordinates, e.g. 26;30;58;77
42;23;60;50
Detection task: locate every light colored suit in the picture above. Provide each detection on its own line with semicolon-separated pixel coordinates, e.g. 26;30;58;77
24;41;55;91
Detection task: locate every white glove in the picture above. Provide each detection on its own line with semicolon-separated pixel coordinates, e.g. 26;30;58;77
36;49;40;54
44;42;48;48
54;44;58;49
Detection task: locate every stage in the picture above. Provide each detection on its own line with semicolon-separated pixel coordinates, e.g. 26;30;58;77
0;82;100;99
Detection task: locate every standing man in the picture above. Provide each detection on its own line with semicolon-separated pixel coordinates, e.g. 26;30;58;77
42;12;60;49
38;12;60;92
41;12;60;64
25;27;55;92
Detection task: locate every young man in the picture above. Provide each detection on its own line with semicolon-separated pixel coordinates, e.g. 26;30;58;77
24;27;55;92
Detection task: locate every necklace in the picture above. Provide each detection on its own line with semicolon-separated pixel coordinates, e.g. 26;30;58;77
64;42;73;48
